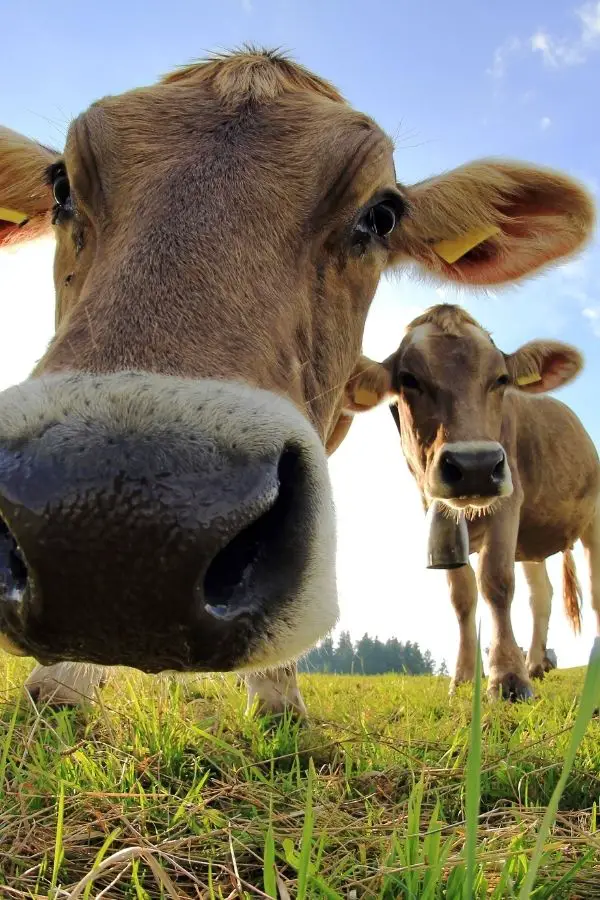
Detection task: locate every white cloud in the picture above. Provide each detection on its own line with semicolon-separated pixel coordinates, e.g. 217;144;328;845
540;116;552;129
531;1;600;67
583;305;600;336
555;251;600;338
579;0;600;41
491;3;600;80
487;37;521;79
531;28;586;65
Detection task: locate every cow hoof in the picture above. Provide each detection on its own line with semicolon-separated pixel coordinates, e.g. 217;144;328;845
249;697;307;720
527;654;555;682
25;662;108;707
489;673;534;702
449;678;472;696
528;664;546;681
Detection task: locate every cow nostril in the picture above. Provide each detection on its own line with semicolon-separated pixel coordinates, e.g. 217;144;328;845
203;449;299;619
0;519;28;597
492;456;505;482
440;455;463;485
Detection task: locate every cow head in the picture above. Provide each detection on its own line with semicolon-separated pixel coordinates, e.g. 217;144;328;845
383;304;584;514
0;49;594;671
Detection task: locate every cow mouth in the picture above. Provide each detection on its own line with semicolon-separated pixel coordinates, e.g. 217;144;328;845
439;495;503;517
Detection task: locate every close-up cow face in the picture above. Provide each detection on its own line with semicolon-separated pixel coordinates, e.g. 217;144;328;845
385;305;584;514
0;49;594;674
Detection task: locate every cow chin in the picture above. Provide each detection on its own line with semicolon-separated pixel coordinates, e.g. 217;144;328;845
0;373;339;673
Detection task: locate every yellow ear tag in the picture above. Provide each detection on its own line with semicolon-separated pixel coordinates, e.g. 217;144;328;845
353;388;379;408
433;224;501;264
0;207;29;226
516;371;542;387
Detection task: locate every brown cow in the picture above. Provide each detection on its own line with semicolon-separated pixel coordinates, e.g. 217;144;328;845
0;49;595;715
352;303;599;700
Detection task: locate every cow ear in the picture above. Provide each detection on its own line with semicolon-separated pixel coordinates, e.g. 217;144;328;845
343;357;393;413
505;340;583;393
392;159;595;286
0;126;58;248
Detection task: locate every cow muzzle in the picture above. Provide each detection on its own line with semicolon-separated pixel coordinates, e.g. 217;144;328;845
0;373;337;672
428;440;513;510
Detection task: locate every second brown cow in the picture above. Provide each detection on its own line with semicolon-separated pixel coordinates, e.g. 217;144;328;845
350;303;600;700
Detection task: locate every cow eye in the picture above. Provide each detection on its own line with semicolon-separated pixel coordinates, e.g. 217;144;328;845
356;196;404;242
52;173;71;208
495;374;510;388
398;372;421;391
365;203;396;237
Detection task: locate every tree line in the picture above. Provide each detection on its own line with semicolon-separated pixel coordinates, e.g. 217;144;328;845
298;631;448;676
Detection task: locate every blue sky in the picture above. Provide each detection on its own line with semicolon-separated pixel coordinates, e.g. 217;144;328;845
1;1;599;669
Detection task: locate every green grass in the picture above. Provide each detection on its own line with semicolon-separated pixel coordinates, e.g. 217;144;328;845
0;651;599;898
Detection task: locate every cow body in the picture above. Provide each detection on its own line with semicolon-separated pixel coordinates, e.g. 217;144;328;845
0;49;595;716
383;304;600;700
464;391;598;563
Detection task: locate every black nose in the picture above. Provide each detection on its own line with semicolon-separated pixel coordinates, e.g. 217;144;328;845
437;444;507;497
0;436;309;672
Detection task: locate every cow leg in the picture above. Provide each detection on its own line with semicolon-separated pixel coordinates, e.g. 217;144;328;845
523;560;555;680
447;562;478;692
582;502;600;636
244;662;307;717
478;518;533;702
25;662;109;706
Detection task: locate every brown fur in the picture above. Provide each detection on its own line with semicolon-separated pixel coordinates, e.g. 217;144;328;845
395;161;595;286
0;126;56;245
161;46;346;105
406;304;487;337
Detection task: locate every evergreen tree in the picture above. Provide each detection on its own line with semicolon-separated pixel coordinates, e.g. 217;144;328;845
298;633;438;676
320;636;335;672
334;630;355;673
422;649;435;674
355;633;374;674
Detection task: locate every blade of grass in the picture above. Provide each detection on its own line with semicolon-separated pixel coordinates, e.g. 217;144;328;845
464;627;483;900
405;776;424;897
0;694;20;788
50;779;65;895
264;822;277;898
297;758;315;900
83;827;123;900
544;848;595;897
518;637;600;900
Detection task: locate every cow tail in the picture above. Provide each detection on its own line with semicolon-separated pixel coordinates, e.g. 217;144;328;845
562;548;583;634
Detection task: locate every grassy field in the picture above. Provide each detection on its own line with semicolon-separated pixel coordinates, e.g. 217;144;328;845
0;657;599;898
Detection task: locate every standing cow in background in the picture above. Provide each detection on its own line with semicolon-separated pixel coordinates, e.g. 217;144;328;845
360;304;599;701
0;49;596;718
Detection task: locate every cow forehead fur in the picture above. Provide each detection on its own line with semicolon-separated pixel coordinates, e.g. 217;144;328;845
160;47;347;106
